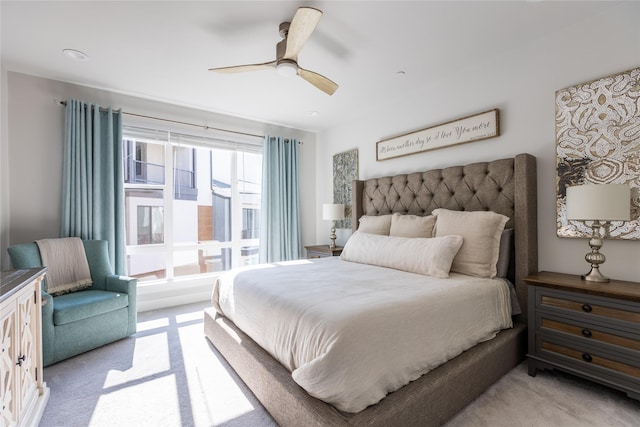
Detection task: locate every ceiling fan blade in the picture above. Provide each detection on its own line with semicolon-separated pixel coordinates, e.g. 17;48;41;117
283;7;323;60
209;61;276;73
298;67;338;96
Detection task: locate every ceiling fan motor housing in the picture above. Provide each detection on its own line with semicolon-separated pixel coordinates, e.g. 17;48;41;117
276;38;288;60
279;22;290;38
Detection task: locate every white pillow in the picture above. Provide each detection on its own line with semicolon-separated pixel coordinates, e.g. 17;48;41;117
340;231;463;278
358;214;392;235
432;208;509;278
389;213;436;238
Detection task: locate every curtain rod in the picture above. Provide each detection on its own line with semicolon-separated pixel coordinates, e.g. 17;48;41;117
57;100;264;139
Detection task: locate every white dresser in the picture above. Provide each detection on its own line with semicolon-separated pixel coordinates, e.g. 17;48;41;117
1;268;49;427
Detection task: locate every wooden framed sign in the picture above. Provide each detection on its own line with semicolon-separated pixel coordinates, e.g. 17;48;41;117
376;109;500;161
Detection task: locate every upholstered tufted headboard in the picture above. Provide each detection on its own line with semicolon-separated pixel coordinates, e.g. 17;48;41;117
351;153;537;323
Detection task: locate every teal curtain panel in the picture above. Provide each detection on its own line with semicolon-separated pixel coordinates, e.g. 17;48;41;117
61;99;126;274
259;135;302;262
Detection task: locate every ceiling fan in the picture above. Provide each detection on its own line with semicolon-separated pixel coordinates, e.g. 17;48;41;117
209;7;338;96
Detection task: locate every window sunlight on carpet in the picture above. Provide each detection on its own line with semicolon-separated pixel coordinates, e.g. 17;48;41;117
91;375;181;426
136;317;170;332
102;332;170;388
86;304;259;426
178;317;257;424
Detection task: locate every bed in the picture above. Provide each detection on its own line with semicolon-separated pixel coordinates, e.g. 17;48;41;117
204;153;538;426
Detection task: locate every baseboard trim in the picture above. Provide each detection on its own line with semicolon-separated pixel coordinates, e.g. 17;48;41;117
24;383;50;427
137;278;213;312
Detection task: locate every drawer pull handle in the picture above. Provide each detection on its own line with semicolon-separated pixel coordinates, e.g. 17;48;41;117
582;303;592;313
582;353;593;363
16;355;26;366
581;328;592;338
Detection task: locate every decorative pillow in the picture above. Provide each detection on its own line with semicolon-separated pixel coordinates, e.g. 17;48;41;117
389;213;436;238
496;228;513;278
432;208;509;278
358;214;392;235
340;231;463;278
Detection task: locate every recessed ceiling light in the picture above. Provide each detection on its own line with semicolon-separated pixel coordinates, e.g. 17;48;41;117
63;49;89;61
309;111;319;117
396;71;406;76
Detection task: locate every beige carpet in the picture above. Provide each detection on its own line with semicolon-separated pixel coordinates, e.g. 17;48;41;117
41;301;640;427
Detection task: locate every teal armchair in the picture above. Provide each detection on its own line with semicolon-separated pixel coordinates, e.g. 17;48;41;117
7;240;137;366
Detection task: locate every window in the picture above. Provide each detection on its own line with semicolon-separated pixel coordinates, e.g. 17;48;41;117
137;206;164;244
242;208;259;239
123;125;262;283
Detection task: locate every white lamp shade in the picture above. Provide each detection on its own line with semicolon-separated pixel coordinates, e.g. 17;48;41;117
322;203;345;221
566;184;630;221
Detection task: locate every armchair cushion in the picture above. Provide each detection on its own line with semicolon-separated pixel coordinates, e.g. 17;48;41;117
53;290;129;325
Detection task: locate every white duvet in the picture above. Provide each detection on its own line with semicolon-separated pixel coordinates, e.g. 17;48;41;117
211;257;512;413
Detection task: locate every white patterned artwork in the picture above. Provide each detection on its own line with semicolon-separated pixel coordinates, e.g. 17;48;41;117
333;148;358;229
556;67;640;239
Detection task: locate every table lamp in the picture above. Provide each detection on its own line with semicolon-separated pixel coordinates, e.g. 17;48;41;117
566;184;631;283
322;203;345;249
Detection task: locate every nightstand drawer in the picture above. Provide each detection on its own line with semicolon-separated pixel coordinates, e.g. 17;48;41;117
540;318;640;352
536;288;640;331
539;338;640;382
304;245;343;258
535;316;640;372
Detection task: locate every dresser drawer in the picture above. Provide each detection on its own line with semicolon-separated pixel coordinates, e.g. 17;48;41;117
535;287;640;331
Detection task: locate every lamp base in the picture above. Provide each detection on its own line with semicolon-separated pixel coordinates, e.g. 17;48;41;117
581;266;610;283
580;221;610;283
329;226;337;249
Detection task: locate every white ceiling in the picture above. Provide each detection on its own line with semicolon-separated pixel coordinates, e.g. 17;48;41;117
1;1;618;132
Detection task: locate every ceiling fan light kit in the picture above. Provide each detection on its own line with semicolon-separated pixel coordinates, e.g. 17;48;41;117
209;7;338;95
276;60;298;77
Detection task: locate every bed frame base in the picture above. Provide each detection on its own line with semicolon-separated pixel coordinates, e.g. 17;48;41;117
204;308;526;427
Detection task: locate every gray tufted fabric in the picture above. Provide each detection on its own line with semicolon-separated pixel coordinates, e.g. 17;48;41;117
358;158;516;228
352;153;537;325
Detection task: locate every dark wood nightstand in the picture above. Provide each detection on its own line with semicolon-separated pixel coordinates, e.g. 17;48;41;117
524;271;640;401
304;245;343;259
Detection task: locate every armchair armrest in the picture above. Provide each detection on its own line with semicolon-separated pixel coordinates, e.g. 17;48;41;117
41;289;53;309
106;274;137;335
106;274;137;295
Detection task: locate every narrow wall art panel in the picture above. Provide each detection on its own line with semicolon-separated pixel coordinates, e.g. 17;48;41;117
333;148;358;229
556;67;640;239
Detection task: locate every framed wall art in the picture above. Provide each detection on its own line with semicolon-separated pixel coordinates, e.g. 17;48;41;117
333;148;358;229
556;67;640;240
376;109;499;161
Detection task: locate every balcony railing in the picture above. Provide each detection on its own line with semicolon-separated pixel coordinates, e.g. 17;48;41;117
126;160;197;201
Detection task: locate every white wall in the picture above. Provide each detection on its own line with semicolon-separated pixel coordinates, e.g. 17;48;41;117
2;72;316;270
316;2;640;282
0;66;9;270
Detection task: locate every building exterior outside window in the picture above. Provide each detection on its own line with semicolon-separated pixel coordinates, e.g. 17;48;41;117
137;205;164;244
123;126;262;283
